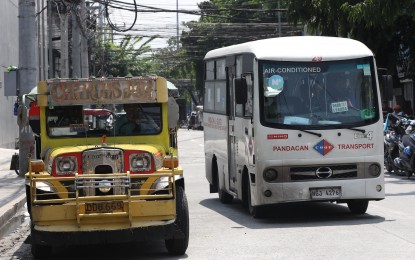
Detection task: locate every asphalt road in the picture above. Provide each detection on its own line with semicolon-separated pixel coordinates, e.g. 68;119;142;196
2;129;415;259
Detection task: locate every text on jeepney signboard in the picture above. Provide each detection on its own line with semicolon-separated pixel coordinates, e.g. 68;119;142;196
48;78;157;104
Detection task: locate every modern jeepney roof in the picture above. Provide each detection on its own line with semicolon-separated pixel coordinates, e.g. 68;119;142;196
29;76;169;107
204;36;374;62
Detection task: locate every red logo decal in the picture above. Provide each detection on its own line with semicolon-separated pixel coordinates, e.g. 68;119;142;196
267;134;288;140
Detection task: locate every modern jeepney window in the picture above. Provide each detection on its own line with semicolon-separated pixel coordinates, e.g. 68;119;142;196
46;103;162;137
260;58;380;129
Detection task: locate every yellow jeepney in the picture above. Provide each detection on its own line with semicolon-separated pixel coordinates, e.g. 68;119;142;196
24;76;188;257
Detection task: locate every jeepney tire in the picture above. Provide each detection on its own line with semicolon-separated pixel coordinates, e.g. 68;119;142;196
31;244;52;258
347;200;369;214
165;186;189;255
25;185;32;217
247;180;265;218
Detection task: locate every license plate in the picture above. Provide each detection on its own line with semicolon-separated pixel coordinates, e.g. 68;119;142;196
85;201;124;214
310;187;341;199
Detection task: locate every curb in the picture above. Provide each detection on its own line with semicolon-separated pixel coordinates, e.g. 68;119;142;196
0;193;26;230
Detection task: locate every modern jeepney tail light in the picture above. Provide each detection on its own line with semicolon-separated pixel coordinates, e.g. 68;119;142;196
125;150;163;173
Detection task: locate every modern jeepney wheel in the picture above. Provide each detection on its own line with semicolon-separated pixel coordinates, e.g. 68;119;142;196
165;186;189;255
347;200;369;214
212;159;233;204
246;177;265;218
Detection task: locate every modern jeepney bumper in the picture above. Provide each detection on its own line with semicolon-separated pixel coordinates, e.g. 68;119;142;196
250;159;385;206
25;168;184;245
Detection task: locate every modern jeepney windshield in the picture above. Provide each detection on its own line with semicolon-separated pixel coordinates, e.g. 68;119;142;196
46;103;162;138
260;58;380;129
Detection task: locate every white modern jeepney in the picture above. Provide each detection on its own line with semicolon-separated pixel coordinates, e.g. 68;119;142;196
203;36;386;217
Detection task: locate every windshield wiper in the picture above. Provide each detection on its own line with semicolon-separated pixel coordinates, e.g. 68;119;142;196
298;129;322;137
344;127;366;133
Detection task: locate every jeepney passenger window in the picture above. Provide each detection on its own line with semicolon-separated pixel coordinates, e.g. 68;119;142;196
47;106;83;126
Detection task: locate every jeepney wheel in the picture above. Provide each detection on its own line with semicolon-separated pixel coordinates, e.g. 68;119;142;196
165;186;189;255
247;179;265;218
25;185;32;217
347;200;369;214
31;243;52;258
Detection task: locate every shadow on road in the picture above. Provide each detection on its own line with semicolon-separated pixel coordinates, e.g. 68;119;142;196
200;198;385;229
15;239;188;260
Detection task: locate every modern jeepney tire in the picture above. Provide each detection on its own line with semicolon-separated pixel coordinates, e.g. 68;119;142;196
212;159;233;204
347;200;369;214
247;179;265;218
165;186;189;255
31;243;52;259
219;188;233;204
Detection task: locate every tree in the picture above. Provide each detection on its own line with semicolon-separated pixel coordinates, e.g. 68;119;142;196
285;0;415;79
180;0;301;93
90;35;156;77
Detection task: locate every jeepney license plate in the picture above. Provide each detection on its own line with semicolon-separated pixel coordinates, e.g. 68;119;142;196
85;201;124;214
310;187;341;199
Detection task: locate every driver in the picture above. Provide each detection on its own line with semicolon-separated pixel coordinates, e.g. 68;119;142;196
115;103;160;135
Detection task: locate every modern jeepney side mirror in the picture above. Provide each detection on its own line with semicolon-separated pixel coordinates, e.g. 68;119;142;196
235;77;248;104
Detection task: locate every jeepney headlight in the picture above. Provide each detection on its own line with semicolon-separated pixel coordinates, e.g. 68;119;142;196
263;168;278;182
368;163;381;177
25;180;56;193
129;153;152;172
55;156;78;175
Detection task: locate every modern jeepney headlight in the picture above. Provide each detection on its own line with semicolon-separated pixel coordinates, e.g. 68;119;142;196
263;168;278;182
368;163;381;177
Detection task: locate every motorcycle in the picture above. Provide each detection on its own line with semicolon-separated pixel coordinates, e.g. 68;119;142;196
384;113;407;176
392;118;415;178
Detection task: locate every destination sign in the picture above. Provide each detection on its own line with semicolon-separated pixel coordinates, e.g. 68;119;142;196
47;77;158;105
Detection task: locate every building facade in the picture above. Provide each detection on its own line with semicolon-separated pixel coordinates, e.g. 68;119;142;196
0;0;19;148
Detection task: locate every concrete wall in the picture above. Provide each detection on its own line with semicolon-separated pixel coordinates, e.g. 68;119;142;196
0;0;19;149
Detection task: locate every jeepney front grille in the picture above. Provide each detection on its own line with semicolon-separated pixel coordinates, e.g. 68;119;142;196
76;176;130;196
82;148;124;174
290;164;358;181
80;148;125;196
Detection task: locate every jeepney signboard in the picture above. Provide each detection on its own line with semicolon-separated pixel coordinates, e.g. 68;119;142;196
46;77;159;106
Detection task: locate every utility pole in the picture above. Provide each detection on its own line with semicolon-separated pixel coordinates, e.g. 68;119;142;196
72;9;81;77
278;0;281;37
176;0;179;50
18;0;38;175
61;10;70;78
80;0;89;78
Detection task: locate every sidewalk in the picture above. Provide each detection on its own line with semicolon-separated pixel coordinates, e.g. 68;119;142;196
0;148;26;231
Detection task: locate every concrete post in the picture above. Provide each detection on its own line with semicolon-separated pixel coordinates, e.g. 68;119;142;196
18;0;38;175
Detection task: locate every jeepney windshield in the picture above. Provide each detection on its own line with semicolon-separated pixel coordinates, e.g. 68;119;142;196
260;58;380;129
46;103;162;137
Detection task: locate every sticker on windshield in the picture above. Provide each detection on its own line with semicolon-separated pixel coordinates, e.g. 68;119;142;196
357;64;371;76
268;75;284;91
331;101;348;113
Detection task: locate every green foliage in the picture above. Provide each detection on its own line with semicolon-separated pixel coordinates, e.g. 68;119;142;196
90;35;156;77
180;0;299;92
285;0;415;78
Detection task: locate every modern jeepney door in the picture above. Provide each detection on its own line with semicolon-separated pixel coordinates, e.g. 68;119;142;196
228;73;237;193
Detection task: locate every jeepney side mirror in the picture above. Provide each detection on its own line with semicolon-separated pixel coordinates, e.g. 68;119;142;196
382;75;394;101
235;77;247;104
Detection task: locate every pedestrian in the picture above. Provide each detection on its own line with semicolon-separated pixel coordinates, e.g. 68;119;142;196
393;104;403;116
